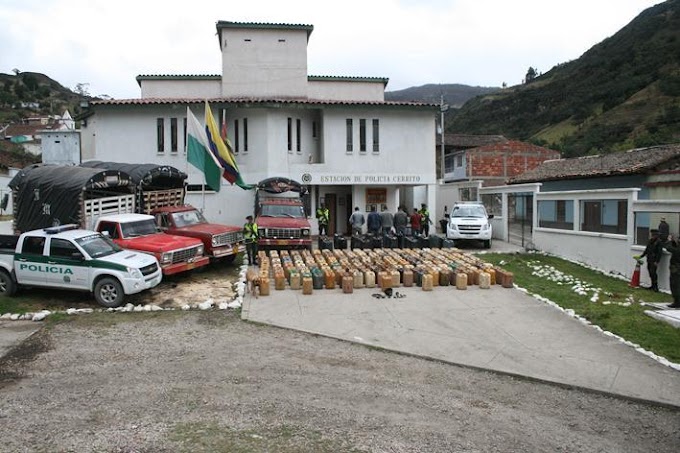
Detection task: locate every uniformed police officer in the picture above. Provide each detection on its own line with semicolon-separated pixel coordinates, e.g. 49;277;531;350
243;215;259;266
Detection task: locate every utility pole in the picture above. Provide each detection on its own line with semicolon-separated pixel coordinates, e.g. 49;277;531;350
439;95;449;181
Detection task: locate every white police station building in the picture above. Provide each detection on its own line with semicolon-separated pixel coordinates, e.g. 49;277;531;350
80;21;438;235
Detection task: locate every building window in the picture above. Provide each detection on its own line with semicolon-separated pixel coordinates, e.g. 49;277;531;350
346;119;353;152
234;119;239;153
170;118;178;153
156;118;164;153
183;117;187;154
538;200;574;230
456;154;463;167
296;119;301;153
243;118;248;152
359;119;367;152
287;117;292;153
312;121;318;139
372;119;380;152
580;199;627;234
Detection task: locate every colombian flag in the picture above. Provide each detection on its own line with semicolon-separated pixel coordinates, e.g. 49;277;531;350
204;102;253;190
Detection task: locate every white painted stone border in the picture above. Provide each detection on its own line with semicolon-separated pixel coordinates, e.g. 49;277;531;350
0;263;248;322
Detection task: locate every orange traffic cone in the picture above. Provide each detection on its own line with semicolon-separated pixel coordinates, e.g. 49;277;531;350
629;261;641;288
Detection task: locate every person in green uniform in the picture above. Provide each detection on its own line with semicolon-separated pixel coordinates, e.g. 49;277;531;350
418;203;432;237
243;215;259;266
316;204;330;236
663;234;680;308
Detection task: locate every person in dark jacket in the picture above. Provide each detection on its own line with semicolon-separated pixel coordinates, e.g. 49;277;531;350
663;234;680;308
349;207;365;236
640;229;663;292
379;205;394;235
658;217;670;242
366;206;382;235
393;206;409;236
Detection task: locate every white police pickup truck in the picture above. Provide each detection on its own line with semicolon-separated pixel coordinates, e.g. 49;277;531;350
446;202;494;249
0;224;162;308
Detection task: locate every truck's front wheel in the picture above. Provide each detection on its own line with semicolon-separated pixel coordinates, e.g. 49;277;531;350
94;277;124;308
0;270;17;297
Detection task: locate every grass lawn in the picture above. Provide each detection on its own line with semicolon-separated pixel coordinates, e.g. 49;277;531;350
482;252;680;364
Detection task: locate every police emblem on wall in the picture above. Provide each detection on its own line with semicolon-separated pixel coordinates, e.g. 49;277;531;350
301;173;312;184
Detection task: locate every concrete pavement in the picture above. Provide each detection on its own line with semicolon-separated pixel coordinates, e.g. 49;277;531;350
242;276;680;408
3;236;678;408
0;319;40;358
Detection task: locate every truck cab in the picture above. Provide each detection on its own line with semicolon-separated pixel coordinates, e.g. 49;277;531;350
256;197;312;250
254;177;312;251
94;213;209;275
152;205;245;262
0;224;162;307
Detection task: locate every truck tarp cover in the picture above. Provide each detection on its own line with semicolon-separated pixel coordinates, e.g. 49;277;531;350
8;164;133;232
80;161;187;190
257;177;307;194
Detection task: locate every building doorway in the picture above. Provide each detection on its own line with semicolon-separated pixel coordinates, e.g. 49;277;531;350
325;193;337;236
508;193;533;247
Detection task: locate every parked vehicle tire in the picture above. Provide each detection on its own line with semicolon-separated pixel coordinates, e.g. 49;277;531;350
0;270;17;297
94;277;124;308
484;239;492;249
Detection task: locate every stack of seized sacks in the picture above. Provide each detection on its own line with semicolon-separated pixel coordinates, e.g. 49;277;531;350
254;247;513;296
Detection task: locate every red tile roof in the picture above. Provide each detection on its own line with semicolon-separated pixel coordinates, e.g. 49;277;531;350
443;134;508;148
509;144;680;183
467;140;560;155
3;124;50;137
89;97;437;108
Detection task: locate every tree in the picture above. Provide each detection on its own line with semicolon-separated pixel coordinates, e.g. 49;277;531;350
525;67;538;84
22;74;39;92
74;83;90;96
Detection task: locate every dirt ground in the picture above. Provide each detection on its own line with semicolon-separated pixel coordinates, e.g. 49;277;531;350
0;309;679;453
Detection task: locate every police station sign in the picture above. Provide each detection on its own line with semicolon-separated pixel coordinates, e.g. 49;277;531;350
300;173;429;185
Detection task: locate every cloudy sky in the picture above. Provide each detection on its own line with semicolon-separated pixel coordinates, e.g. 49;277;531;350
0;0;663;99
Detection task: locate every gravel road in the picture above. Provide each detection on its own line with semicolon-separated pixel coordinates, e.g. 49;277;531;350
1;310;678;453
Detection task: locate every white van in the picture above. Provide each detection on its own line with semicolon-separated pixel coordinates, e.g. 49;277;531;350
446;203;494;249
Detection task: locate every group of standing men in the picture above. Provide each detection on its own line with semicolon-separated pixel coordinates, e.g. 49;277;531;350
639;217;680;308
349;204;433;237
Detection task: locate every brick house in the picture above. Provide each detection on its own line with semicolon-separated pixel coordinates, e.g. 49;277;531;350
444;137;560;186
434;135;559;232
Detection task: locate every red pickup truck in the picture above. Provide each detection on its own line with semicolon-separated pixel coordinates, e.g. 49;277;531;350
94;213;209;275
152;205;245;262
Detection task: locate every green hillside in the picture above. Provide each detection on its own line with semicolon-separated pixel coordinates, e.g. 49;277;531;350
447;0;680;157
0;71;89;124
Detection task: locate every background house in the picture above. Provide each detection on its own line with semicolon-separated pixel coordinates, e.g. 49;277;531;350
434;135;559;232
489;144;680;290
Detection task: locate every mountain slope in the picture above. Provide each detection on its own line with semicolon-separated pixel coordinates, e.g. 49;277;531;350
0;71;88;123
385;83;499;108
447;0;680;157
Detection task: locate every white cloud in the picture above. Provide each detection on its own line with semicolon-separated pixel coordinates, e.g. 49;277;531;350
0;0;663;98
